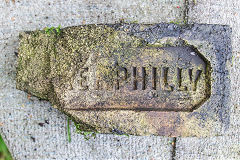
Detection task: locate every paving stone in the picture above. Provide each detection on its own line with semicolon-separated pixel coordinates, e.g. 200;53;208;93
175;135;240;160
16;23;231;137
0;0;186;159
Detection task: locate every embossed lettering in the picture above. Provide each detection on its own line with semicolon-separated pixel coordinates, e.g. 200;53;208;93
132;67;137;90
79;68;89;90
93;65;204;92
177;68;187;91
152;67;157;90
161;67;174;91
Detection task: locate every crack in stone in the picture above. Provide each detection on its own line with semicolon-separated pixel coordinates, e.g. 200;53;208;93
171;137;177;160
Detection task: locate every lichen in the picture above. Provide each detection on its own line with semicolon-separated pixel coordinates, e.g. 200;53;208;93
16;30;55;100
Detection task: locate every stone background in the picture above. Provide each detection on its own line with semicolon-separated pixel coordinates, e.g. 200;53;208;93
0;0;239;159
176;0;240;159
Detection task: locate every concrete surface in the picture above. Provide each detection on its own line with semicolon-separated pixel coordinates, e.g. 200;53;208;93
0;0;240;159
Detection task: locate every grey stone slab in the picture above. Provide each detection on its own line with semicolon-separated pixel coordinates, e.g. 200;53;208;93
175;0;240;159
0;0;186;159
175;135;240;160
188;0;240;136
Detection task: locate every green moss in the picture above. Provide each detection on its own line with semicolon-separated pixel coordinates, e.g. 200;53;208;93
169;19;187;25
16;31;55;100
61;109;98;141
74;121;97;140
45;25;61;36
71;115;98;140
